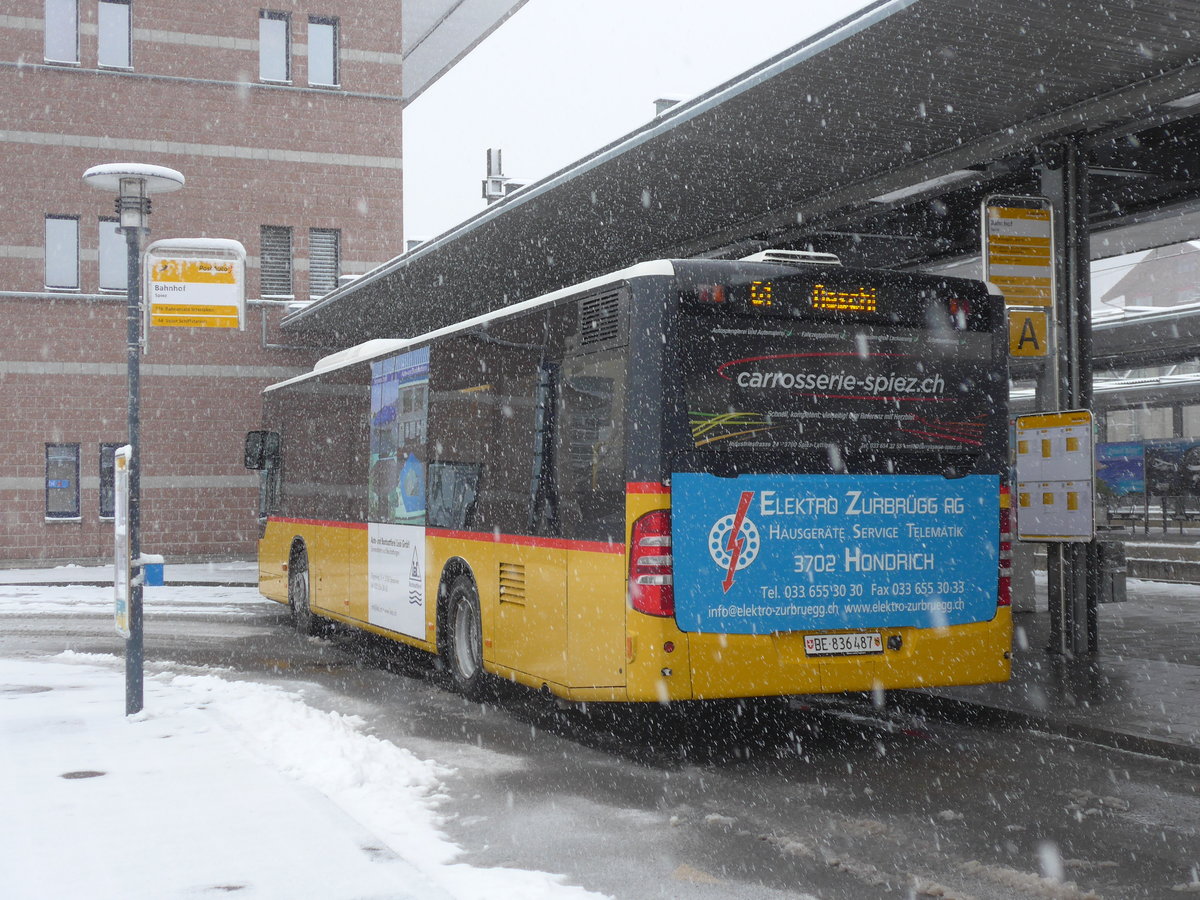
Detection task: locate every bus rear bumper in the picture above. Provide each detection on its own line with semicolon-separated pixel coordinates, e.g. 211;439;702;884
624;608;1013;702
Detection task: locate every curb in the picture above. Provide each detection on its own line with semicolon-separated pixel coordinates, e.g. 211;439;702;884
894;691;1200;766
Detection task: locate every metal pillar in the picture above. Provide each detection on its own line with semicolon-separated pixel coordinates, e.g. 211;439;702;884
124;222;145;715
1039;139;1094;657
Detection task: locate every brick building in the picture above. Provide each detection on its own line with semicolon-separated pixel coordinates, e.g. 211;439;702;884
0;0;408;565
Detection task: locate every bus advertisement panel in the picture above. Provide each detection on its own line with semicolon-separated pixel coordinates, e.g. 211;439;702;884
367;347;429;638
680;321;994;455
672;472;998;634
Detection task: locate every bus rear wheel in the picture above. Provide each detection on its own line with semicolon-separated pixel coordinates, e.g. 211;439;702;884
443;575;486;700
289;549;317;637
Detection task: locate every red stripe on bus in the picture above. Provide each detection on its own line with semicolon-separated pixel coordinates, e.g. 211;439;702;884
270;518;624;554
427;528;623;555
627;482;670;494
269;517;368;530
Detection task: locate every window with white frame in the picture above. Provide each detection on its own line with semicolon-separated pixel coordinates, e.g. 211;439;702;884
259;10;290;82
45;215;80;291
98;0;132;68
308;16;338;86
260;225;293;297
98;218;126;291
309;228;340;297
44;0;79;63
46;443;81;520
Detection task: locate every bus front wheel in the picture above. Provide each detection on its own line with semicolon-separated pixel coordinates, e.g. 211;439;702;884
444;575;486;700
289;548;317;637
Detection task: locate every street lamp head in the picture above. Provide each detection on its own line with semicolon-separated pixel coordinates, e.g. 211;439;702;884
83;163;185;231
82;162;185;193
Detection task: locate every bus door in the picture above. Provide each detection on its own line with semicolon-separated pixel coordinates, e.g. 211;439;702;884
489;357;567;684
554;349;627;688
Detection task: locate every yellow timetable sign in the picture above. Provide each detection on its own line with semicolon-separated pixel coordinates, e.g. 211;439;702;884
983;198;1054;310
145;239;247;329
1014;409;1094;542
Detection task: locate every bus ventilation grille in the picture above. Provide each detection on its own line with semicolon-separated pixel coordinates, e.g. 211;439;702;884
498;562;527;605
578;290;622;348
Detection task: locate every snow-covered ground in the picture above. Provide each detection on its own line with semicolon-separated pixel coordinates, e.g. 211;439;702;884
0;575;608;900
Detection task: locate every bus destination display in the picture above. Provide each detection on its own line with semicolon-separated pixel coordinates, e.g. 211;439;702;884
703;279;888;317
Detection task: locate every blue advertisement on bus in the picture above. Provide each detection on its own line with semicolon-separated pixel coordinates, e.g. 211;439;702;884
671;472;999;634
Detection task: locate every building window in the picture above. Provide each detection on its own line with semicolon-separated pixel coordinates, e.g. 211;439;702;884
46;444;81;520
99;218;126;291
260;225;293;297
98;0;132;69
309;228;340;297
259;10;290;82
308;16;338;86
99;442;122;519
44;0;79;63
45;215;79;291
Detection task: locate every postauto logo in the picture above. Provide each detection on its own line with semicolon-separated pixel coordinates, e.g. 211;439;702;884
707;491;761;593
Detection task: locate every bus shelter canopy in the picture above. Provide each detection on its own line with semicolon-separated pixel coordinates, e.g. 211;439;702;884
285;0;1200;350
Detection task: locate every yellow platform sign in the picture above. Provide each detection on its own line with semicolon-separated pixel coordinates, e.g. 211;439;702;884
1008;308;1049;357
983;197;1054;309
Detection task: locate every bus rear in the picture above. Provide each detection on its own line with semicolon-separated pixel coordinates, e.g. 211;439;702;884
624;258;1012;701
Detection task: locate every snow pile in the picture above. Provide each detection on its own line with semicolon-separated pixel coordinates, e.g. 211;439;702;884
0;652;606;900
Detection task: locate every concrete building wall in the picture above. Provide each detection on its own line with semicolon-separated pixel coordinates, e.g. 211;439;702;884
0;1;403;565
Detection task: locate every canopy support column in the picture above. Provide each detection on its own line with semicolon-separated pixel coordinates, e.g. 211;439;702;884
1039;138;1095;657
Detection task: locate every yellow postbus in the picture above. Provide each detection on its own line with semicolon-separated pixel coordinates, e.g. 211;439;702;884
245;253;1012;703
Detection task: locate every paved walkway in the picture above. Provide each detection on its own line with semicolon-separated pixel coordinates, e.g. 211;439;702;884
919;574;1200;763
4;559;1198;763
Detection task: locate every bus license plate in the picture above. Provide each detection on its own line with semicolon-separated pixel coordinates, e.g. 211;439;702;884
804;632;883;656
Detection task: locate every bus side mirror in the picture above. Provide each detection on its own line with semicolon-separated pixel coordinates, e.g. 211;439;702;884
245;431;281;470
244;431;267;469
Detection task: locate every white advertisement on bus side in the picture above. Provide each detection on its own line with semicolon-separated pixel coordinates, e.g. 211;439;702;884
367;523;426;639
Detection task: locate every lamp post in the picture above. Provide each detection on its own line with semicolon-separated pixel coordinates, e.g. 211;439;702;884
83;163;184;715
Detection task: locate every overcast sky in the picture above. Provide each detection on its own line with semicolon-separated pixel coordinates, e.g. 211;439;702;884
402;0;872;242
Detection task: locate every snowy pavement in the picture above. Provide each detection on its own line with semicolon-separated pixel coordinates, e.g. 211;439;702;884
0;559;259;586
4;566;1197;897
0;577;609;900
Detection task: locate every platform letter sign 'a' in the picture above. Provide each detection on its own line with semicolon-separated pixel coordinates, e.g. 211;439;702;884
1008;307;1049;358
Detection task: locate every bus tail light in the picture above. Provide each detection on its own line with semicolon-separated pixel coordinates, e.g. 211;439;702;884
630;509;674;617
998;486;1013;607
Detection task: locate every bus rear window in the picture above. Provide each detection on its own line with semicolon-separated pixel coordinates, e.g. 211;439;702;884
678;315;1000;456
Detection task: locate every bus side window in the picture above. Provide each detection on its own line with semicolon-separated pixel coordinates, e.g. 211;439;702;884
555;351;626;542
427;461;480;529
428;317;546;537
